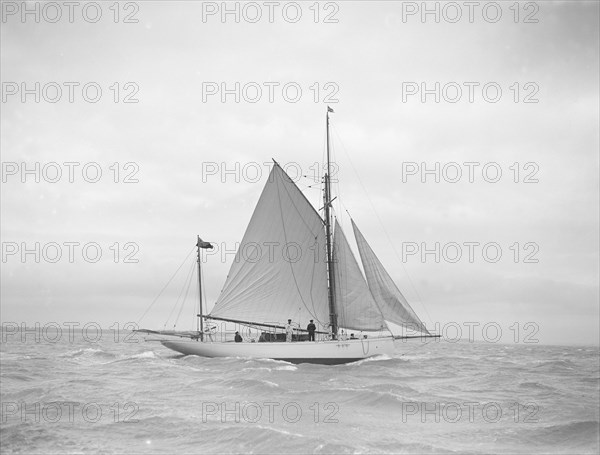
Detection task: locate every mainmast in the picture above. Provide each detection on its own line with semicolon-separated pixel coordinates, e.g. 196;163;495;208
324;107;338;339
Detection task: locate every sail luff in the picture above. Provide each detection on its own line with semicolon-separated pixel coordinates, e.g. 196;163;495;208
351;219;431;335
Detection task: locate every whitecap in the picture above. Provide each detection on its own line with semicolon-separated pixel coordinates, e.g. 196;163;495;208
274;365;297;371
130;351;157;359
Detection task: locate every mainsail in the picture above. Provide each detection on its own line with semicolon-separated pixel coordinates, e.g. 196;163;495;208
333;220;386;331
351;220;430;335
209;163;330;328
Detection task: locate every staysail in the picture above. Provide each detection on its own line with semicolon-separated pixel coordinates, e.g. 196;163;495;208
333;220;386;331
209;163;330;329
351;219;430;334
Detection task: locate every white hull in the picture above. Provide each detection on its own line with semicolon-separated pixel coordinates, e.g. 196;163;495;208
161;337;395;365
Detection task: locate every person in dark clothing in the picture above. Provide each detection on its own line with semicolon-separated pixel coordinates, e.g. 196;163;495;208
234;331;242;343
307;320;316;341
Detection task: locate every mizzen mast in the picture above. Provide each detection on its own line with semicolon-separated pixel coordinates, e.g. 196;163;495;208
196;236;204;340
324;107;338;339
196;236;214;341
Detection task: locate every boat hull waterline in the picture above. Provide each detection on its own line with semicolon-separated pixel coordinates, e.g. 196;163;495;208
161;337;396;365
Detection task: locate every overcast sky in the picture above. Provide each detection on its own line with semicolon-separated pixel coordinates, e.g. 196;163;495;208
1;1;598;345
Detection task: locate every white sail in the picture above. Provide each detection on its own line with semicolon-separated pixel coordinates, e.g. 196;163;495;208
351;220;430;335
209;163;329;329
333;220;387;331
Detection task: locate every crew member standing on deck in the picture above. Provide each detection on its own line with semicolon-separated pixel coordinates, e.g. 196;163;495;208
285;319;293;342
307;320;316;341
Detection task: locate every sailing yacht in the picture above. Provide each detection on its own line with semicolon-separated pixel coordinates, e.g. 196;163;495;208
140;108;436;364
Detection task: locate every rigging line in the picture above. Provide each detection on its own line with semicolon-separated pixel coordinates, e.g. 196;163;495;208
137;246;196;325
329;136;343;224
165;259;196;329
298;183;321;192
191;264;201;331
319;117;328;222
274;161;325;224
330;125;435;328
173;258;196;328
332;228;346;326
307;236;323;325
192;272;198;331
327;132;346;232
335;222;388;333
278;165;323;234
172;271;193;329
299;173;320;184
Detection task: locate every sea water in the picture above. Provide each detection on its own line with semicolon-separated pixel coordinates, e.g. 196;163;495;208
1;330;598;454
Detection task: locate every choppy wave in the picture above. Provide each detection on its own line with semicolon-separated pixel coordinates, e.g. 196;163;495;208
128;350;157;360
1;339;598;454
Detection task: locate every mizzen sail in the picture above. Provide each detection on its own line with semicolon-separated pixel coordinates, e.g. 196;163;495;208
351;219;430;334
209;163;329;328
333;220;386;331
